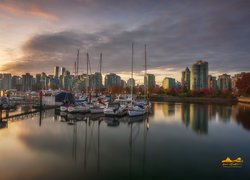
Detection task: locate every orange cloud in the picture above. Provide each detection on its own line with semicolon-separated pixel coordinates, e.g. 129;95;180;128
0;1;58;21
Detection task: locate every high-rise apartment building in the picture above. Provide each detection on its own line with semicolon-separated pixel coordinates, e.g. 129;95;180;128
190;60;208;90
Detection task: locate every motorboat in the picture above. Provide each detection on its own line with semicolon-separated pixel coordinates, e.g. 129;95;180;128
68;102;90;113
128;104;146;117
90;98;106;114
104;102;127;117
60;105;68;112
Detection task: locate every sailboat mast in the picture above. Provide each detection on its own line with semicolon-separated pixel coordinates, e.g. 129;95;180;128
131;43;134;104
144;44;147;98
145;44;147;74
99;53;102;94
145;44;149;105
100;53;102;74
76;49;79;76
87;52;89;76
86;52;89;96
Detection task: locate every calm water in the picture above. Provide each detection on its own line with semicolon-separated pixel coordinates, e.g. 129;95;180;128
0;102;250;180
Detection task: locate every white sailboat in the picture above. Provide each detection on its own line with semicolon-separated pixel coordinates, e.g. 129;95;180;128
103;102;127;116
68;102;90;113
128;43;146;117
134;44;151;111
90;53;106;114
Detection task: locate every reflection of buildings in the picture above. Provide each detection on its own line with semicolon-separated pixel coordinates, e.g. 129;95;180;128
181;104;208;134
235;104;250;131
190;104;208;134
181;103;236;134
207;104;217;120
217;105;232;122
162;103;175;117
181;103;190;127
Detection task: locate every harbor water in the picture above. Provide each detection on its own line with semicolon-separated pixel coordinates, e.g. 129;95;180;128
0;102;250;179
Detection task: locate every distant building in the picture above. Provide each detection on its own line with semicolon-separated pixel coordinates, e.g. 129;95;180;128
176;81;181;89
60;67;66;76
11;76;22;90
181;67;190;90
105;73;121;88
217;74;232;91
127;78;135;88
62;75;73;91
162;77;175;90
89;72;102;91
22;73;33;91
1;73;12;90
121;80;126;88
208;75;217;89
54;66;59;78
144;74;155;89
35;74;41;84
190;60;208;90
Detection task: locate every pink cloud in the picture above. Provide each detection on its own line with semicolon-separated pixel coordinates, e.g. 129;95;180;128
0;1;58;21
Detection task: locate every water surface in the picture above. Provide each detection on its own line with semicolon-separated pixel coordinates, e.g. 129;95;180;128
0;102;250;180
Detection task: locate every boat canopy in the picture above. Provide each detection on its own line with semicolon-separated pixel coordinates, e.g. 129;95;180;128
55;92;75;103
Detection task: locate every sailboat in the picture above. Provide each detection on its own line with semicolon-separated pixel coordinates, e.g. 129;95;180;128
128;43;146;117
135;44;151;110
67;50;90;113
90;53;106;114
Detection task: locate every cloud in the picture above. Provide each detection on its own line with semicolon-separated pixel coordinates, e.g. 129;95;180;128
1;0;250;82
0;0;58;20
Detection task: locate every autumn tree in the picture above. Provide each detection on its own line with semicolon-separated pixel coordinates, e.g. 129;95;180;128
236;73;250;96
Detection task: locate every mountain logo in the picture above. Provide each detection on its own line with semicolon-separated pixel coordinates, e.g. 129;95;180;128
221;157;243;168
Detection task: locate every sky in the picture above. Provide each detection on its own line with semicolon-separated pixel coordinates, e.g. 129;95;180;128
0;0;250;84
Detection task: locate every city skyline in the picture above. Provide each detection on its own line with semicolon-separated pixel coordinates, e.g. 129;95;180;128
1;0;250;83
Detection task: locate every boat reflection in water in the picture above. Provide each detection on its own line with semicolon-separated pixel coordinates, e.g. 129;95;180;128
1;102;250;179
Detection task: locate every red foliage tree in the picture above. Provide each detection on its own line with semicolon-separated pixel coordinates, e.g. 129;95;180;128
236;73;250;96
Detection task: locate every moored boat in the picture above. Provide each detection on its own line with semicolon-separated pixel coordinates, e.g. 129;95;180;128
104;102;127;117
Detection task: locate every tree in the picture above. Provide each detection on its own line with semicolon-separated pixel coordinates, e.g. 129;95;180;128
236;73;250;96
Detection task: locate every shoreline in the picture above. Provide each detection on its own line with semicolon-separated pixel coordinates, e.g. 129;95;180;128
149;95;250;104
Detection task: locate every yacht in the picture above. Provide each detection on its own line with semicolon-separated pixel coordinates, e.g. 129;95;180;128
68;102;90;113
90;99;106;114
103;102;127;116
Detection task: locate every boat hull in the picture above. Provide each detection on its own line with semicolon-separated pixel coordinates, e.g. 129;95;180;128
60;106;68;112
90;108;104;114
68;106;90;113
104;109;127;117
128;109;145;117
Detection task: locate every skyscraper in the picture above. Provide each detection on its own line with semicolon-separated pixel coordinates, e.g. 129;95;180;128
190;60;208;90
11;76;22;90
54;66;59;78
89;72;102;91
22;73;33;91
217;74;232;91
162;77;175;90
208;75;217;89
144;74;155;89
60;67;66;76
127;78;135;88
1;73;12;90
105;73;121;88
181;67;190;90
